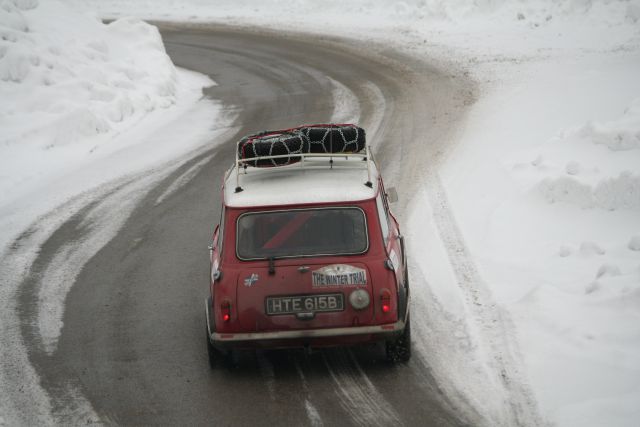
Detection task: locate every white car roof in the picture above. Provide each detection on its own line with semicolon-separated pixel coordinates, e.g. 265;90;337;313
224;157;380;208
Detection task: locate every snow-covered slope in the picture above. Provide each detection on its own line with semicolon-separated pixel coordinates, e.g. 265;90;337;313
1;1;172;201
441;51;640;427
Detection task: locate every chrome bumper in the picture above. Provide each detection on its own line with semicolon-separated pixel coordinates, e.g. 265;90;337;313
205;298;405;343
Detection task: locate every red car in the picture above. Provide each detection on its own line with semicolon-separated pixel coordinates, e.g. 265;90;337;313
205;124;410;366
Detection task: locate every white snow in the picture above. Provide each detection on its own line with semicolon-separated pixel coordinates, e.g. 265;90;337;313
329;76;361;125
441;39;640;425
2;0;640;426
1;1;174;207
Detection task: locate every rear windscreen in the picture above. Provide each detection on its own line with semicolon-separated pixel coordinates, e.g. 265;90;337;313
236;207;368;260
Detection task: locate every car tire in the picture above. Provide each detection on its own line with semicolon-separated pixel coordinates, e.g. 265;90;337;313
206;325;219;369
386;314;411;363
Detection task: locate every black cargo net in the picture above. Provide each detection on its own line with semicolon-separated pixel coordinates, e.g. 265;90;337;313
239;131;308;167
300;124;365;154
238;124;366;167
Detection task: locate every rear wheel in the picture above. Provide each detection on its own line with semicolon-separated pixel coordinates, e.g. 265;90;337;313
386;315;411;363
206;325;220;369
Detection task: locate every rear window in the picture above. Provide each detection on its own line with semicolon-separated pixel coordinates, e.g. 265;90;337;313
236;207;368;260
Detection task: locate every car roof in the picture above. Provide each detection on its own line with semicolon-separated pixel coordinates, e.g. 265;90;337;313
224;156;380;208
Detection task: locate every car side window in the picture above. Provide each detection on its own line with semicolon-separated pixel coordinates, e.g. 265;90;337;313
376;194;390;244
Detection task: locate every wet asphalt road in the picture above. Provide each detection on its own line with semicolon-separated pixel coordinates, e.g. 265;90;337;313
19;25;476;426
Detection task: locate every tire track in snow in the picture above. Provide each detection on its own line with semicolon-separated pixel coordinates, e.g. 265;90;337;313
294;357;324;427
37;174;159;355
327;77;386;149
401;142;543;425
256;351;277;401
1;150;220;424
0;179;140;425
408;253;491;425
359;82;386;147
422;172;545;427
328;76;361;124
323;350;403;427
154;154;213;206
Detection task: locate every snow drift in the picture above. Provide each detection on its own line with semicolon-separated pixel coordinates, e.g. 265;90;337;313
533;99;640;210
0;0;178;205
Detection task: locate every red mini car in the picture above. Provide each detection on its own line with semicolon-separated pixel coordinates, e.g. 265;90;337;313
205;124;410;366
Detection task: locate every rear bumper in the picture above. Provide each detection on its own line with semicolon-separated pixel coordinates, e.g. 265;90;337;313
205;299;405;349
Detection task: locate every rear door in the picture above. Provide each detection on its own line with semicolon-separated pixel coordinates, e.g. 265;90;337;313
234;206;374;332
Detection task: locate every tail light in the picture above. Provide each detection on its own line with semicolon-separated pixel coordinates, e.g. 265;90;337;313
380;289;391;313
221;300;231;322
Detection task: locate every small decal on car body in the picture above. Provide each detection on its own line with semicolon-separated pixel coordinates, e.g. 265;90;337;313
211;259;219;283
244;273;259;287
312;264;366;288
389;250;400;272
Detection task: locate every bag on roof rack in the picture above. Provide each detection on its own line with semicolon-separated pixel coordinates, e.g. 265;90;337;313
237;130;309;167
299;124;366;154
237;124;366;168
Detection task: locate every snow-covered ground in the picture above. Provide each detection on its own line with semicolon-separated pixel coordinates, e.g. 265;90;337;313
2;0;639;425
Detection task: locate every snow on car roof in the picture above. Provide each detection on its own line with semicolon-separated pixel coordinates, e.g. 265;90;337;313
224;157;379;208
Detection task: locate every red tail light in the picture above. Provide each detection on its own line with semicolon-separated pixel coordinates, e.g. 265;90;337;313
380;289;391;314
221;300;231;322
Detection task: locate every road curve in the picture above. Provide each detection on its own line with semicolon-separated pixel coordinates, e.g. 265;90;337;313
16;25;477;426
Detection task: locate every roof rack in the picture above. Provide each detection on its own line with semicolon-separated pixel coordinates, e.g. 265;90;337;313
233;143;374;193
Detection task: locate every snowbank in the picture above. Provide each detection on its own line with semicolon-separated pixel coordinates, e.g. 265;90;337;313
431;6;640;425
458;84;640;425
0;0;180;210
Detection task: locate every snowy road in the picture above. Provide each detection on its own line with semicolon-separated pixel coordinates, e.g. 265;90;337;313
8;25;494;425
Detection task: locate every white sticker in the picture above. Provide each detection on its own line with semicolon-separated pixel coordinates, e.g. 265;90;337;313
312;264;367;288
244;273;259;287
211;259;219;283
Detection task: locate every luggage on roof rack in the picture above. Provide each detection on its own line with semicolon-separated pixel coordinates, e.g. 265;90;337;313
237;124;366;167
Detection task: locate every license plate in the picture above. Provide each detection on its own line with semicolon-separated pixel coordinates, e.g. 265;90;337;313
266;293;344;315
